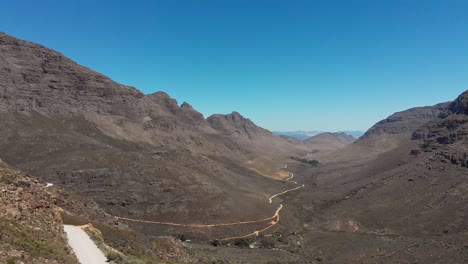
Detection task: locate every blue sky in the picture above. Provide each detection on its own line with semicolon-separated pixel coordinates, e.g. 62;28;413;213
1;0;467;131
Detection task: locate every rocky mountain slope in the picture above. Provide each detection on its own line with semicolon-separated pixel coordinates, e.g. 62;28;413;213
355;102;451;151
207;111;272;138
0;32;309;243
0;161;78;264
412;91;468;166
310;100;454;163
285;90;468;263
2;31;466;263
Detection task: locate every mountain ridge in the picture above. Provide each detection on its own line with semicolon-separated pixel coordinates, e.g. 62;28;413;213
0;32;308;240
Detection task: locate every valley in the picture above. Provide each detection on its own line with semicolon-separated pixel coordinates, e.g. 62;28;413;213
0;32;467;264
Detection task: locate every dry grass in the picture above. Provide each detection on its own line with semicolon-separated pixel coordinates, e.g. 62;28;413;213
246;157;288;180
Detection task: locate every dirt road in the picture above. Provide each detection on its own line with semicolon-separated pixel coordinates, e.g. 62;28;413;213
64;225;107;264
116;167;303;240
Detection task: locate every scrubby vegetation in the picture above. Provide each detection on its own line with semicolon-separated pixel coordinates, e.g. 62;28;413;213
290;157;320;166
0;163;77;263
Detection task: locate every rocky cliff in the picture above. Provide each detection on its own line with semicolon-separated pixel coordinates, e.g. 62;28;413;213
207;111;272;138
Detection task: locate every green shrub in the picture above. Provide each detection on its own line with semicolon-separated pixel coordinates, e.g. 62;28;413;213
106;251;122;262
234;238;250;248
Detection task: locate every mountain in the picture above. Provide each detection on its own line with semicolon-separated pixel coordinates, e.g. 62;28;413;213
309;102;453;163
0;32;308;242
412;90;468;165
274;130;364;140
359;103;451;140
303;132;356;152
207;111;272;138
273;131;322;140
287;90;468;263
338;130;365;138
2;32;467;263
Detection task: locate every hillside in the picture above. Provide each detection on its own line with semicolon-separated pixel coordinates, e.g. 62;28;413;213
285;90;468;263
2;31;467;263
307;101;454;163
355;102;451;151
274;130;364;140
304;132;356;151
0;32;311;244
0;161;78;264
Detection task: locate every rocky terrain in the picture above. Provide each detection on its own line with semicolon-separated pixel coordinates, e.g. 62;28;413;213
0;161;78;264
1;32;467;263
283;90;468;263
0;32;310;240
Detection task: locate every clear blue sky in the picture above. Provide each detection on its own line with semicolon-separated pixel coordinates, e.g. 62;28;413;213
1;0;467;131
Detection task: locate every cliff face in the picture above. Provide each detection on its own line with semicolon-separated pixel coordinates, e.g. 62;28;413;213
0;32;145;118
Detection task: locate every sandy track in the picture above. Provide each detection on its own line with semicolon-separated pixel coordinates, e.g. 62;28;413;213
116;166;303;240
268;184;304;204
64;225;107;264
116;205;281;227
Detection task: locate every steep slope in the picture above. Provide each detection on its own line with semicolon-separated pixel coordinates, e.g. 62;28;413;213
356;102;451;150
412;90;468;165
206;111;307;156
311;101;452;163
207;111;272;138
207;111;309;178
286;90;468;263
0;32;307;241
0;161;78;264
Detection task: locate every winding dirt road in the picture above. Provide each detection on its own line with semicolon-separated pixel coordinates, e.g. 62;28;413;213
116;165;304;240
268;184;304;204
115;205;282;227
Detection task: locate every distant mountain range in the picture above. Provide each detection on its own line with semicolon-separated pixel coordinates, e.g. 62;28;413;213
273;130;365;140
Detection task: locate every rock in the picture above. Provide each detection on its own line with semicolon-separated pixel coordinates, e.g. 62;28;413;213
450;90;468;114
207;111;272;138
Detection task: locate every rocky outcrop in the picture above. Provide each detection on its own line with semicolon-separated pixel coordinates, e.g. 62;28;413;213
359;103;451;139
408;90;468;167
207;111;272;138
0;32;145;119
449;90;468;114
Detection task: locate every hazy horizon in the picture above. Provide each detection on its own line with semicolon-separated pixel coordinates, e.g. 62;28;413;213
2;0;467;131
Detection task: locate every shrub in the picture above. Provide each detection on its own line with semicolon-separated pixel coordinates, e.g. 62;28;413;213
176;234;187;242
307;160;320;166
234;238;250;248
260;237;276;248
106;251;122;262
